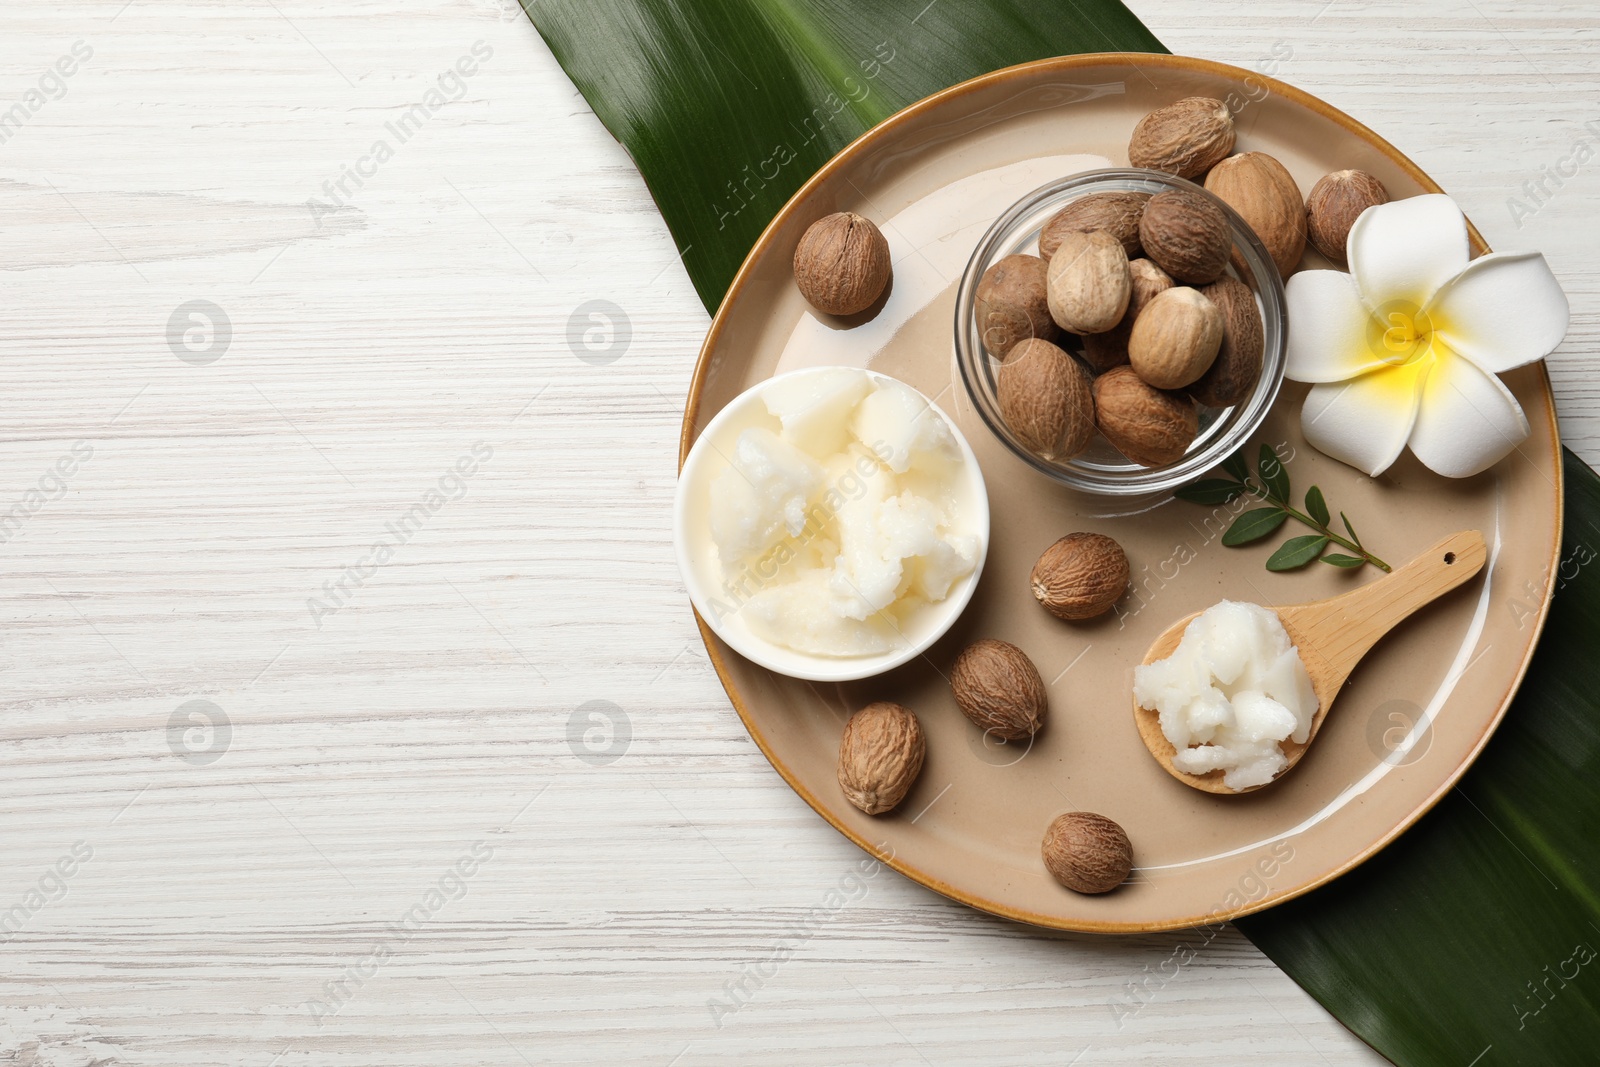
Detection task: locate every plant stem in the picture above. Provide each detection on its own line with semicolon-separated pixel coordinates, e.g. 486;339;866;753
1240;480;1392;572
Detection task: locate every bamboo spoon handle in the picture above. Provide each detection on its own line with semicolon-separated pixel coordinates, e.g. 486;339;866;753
1281;530;1487;684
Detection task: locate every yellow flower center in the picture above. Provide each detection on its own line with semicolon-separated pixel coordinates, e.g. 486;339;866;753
1367;299;1436;367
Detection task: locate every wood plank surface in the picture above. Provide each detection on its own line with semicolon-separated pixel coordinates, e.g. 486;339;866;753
2;0;1594;1062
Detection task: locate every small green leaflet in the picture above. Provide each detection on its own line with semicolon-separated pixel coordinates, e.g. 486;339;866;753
1259;443;1291;501
1305;485;1331;527
1174;479;1246;506
1321;553;1366;568
1222;507;1288;546
1341;510;1363;548
1222;451;1251;483
1266;534;1331;571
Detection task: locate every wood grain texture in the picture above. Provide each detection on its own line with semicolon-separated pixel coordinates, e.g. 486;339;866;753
0;0;1592;1062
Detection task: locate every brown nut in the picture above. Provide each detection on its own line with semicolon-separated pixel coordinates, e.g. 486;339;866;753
1031;532;1130;620
1204;152;1307;279
1039;191;1150;260
1047;231;1131;335
793;212;891;316
1139;190;1232;285
975;254;1058;358
1128;97;1236;179
1189;275;1265;407
1092;366;1199;467
950;639;1047;741
1306;169;1389;265
998;338;1095;460
1082;258;1175;373
1127;286;1224;390
837;702;925;815
1042;811;1134;894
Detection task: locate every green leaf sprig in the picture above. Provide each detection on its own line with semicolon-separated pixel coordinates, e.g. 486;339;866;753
1175;445;1391;573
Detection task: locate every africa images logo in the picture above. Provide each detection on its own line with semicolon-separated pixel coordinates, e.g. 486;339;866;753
308;443;493;627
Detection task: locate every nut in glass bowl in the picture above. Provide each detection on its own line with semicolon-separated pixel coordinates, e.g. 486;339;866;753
955;168;1287;496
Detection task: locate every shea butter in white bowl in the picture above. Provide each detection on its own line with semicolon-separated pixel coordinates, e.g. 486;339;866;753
675;367;989;683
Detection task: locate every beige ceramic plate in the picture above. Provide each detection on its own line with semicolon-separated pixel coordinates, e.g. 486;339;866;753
679;54;1562;932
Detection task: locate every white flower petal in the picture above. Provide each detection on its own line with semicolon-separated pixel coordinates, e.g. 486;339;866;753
1407;346;1530;478
1285;270;1390;383
1427;251;1570;373
1348;194;1470;313
1300;360;1431;477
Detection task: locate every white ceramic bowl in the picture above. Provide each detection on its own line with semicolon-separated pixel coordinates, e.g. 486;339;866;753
674;367;990;682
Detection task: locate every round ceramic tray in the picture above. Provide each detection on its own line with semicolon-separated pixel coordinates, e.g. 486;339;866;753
678;54;1562;932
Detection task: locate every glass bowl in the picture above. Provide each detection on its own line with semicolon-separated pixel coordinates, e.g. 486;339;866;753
954;168;1288;496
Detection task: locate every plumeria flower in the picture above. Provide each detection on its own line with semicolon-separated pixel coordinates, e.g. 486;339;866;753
1284;194;1568;478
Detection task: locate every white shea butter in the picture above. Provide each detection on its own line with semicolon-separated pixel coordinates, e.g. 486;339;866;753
1133;600;1318;791
708;371;979;657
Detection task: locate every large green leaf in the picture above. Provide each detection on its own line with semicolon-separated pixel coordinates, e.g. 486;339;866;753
523;0;1165;312
1239;446;1600;1065
528;5;1600;1062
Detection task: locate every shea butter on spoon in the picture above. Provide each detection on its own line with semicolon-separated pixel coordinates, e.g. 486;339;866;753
1133;530;1486;793
1134;601;1317;791
675;366;988;683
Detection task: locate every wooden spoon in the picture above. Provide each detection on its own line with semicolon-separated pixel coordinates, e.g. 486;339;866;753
1133;530;1487;794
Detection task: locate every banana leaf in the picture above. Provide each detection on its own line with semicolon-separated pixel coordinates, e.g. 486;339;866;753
525;3;1600;1062
523;0;1164;312
1237;446;1600;1066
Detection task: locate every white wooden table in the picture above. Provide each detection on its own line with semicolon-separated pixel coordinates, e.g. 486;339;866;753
1;1;1592;1062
